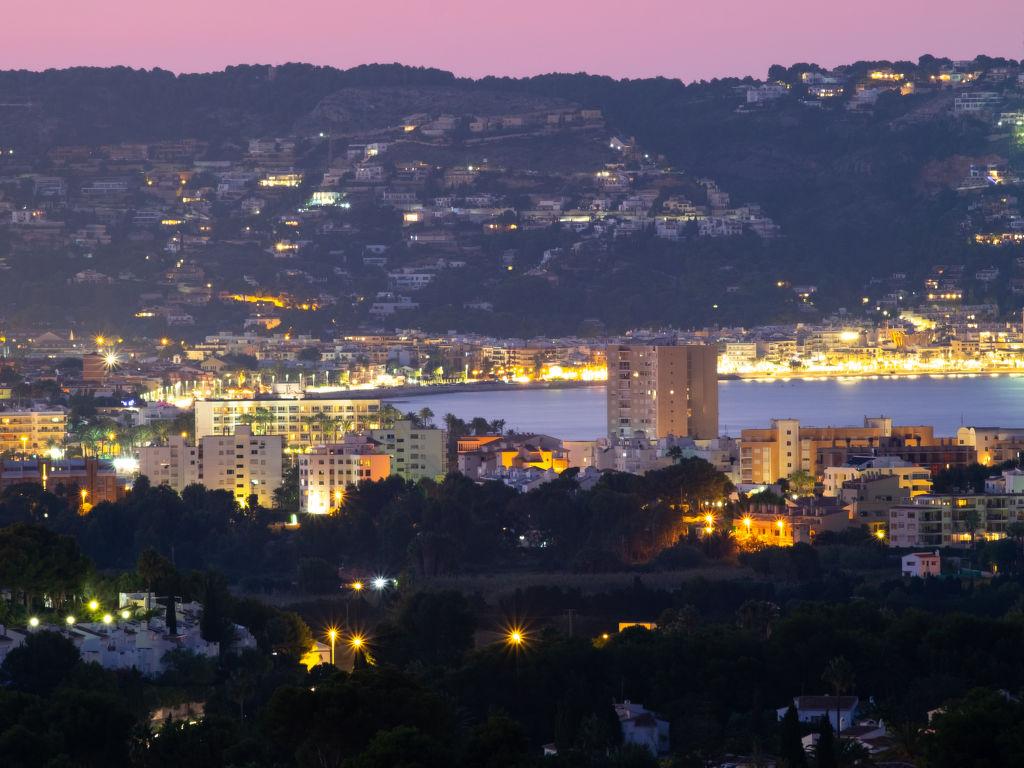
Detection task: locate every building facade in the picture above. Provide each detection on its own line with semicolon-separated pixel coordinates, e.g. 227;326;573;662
369;419;447;482
740;417;942;484
606;344;718;441
822;457;931;498
0;409;67;454
0;457;123;507
139;426;282;507
298;436;391;514
888;492;1024;548
194;398;381;446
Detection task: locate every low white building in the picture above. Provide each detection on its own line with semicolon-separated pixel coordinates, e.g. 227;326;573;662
902;551;941;578
615;701;670;755
4;594;256;676
778;696;859;733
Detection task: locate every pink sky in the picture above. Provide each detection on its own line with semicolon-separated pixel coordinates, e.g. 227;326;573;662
6;0;1024;81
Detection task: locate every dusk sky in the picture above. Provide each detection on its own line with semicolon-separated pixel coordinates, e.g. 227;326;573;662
7;0;1024;81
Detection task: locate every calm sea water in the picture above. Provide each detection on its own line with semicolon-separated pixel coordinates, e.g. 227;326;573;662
386;375;1024;440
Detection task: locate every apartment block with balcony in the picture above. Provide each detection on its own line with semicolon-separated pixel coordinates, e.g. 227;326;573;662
298;435;391;514
0;409;67;454
369;419;447;482
139;426;282;508
194;398;381;446
888;492;1024;548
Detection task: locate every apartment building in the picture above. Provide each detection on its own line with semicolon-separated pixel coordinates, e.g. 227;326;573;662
369;420;447;482
139;436;198;490
956;426;1024;465
298;436;391;514
822;457;931;498
194;398;381;445
889;492;1024;548
606;344;718;441
139;426;282;507
0;409;67;454
739;417;941;484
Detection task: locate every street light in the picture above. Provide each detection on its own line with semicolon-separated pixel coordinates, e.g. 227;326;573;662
28;616;39;628
372;576;388;591
350;580;364;592
65;615;76;626
327;627;338;666
506;627;526;648
102;614;113;625
349;633;365;651
120;609;131;620
88;599;99;612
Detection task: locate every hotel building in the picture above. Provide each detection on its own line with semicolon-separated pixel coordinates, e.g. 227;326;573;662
194;398;381;445
0;409;67;454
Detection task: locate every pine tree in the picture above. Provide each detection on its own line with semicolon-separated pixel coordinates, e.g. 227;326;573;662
779;704;807;768
165;596;178;636
815;718;836;768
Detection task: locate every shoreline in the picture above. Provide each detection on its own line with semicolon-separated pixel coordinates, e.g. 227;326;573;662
357;368;1024;400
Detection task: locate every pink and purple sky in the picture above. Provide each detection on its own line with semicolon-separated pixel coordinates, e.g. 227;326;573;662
8;0;1024;81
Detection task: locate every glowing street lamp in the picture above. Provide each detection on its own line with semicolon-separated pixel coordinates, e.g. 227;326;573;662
349;633;365;651
119;609;131;620
372;576;389;592
742;516;753;531
327;627;338;666
65;615;76;626
506;627;526;648
350;580;364;593
102;614;113;625
87;599;99;612
28;616;39;628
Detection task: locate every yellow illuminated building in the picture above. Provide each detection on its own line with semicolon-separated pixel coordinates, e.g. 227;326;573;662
259;173;303;188
0;410;67;454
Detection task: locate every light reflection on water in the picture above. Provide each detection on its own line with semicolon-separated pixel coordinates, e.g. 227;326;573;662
386;377;1024;440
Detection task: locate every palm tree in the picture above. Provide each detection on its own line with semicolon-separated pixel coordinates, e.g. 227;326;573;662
299;414;318;446
417;407;435;427
311;411;334;444
239;407;274;436
150;420;172;445
787;469;816;497
821;656;855;737
378;404;403;429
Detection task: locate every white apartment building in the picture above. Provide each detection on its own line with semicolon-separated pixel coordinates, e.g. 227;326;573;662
299;436;391;514
370;420;447;482
139;426;282;507
888;492;1024;548
139;436;199;490
194;398;381;446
